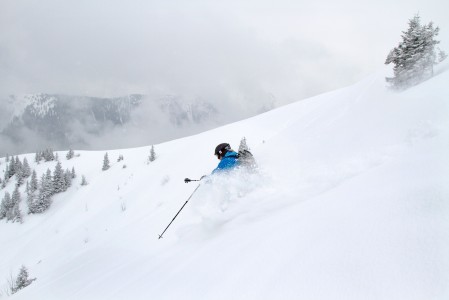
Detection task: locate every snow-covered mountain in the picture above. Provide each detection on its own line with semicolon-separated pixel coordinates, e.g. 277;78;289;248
0;93;222;157
0;66;448;299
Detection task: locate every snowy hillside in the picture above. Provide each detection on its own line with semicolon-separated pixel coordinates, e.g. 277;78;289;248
1;67;448;300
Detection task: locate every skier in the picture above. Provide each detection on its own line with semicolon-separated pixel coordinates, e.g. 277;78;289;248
165;142;251;239
212;143;239;174
184;142;255;183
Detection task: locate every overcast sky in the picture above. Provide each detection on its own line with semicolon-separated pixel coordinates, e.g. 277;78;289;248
1;0;448;107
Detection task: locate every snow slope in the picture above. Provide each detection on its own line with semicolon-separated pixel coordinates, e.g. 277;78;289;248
1;67;448;300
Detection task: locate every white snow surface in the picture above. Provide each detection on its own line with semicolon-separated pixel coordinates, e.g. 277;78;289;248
1;68;449;299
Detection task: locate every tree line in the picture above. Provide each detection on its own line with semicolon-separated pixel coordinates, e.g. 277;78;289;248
1;149;78;223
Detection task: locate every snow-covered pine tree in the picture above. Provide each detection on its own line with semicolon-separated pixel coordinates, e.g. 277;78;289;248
30;170;38;193
0;192;12;220
26;180;33;213
71;167;76;179
5;187;19;221
238;137;249;153
17;171;25;187
11;186;22;223
102;152;110;171
27;181;37;214
1;174;6;189
53;161;66;193
438;49;448;62
25;181;29;196
149;146;156;162
66;149;75;160
27;171;40;214
35;151;41;164
14;156;25;186
11;266;35;294
3;165;10;184
7;158;16;179
15;156;22;172
385;15;445;89
81;175;88;186
64;169;72;188
43;148;55;162
237;137;257;170
7;160;13;178
22;158;31;178
45;168;54;196
4;164;10;179
34;171;53;213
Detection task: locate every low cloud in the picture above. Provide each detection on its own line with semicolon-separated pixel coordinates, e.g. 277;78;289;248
2;0;447;104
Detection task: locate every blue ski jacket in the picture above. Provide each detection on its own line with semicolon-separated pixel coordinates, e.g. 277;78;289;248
212;151;239;174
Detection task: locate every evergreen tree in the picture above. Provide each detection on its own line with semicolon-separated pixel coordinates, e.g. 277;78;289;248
30;170;38;193
81;175;88;186
15;157;25;186
238;137;250;153
149;146;156;162
66;149;75;160
11;186;22;223
102;152;110;171
34;172;52;213
43;148;55;162
8;158;16;179
12;266;35;294
25;181;30;196
64;169;72;188
0;192;11;220
3;164;10;183
27;184;36;214
27;172;39;214
438;49;448;62
1;174;6;189
22;158;31;178
1;188;20;222
15;156;21;171
385;15;446;89
4;164;9;180
53;162;66;193
26;181;33;212
71;167;76;179
45;168;54;196
238;137;257;170
35;151;41;164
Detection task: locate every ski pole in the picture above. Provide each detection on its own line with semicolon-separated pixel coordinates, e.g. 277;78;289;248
158;184;201;239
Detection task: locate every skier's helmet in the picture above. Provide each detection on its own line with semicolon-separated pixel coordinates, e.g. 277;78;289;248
214;143;231;159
